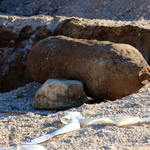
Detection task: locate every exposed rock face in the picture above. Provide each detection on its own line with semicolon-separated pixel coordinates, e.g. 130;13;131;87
33;79;88;109
1;15;150;92
27;36;150;100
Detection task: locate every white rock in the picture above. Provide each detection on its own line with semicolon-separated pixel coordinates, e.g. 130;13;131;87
32;79;88;109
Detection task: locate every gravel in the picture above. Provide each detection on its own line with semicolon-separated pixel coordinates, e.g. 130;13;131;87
0;82;150;149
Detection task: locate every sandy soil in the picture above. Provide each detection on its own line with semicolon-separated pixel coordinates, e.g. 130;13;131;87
1;0;150;150
0;82;150;150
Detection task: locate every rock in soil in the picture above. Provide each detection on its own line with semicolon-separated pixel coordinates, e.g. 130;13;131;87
33;79;88;109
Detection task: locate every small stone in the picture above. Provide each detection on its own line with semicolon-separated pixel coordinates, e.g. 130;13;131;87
16;93;23;98
32;79;88;109
102;2;109;6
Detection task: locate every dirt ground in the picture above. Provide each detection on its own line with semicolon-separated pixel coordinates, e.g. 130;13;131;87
1;0;150;150
0;0;150;21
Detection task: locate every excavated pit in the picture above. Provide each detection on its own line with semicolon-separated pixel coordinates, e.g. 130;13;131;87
1;15;150;93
